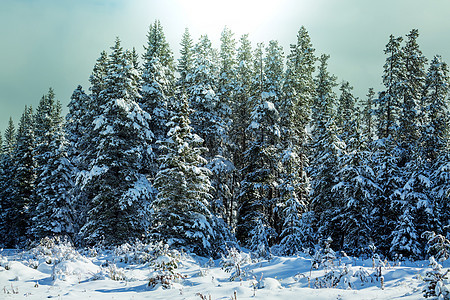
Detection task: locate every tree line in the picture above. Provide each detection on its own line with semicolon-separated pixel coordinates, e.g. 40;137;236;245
0;22;449;260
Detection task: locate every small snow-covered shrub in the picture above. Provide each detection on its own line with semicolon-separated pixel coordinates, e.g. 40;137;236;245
423;231;450;262
113;240;154;264
315;263;353;289
423;256;449;299
221;247;251;281
107;263;126;281
30;236;79;264
148;243;185;289
311;237;336;271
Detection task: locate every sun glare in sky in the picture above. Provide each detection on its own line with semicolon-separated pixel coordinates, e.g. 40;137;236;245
177;0;287;42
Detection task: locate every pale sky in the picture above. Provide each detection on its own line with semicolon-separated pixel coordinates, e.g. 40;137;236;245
1;0;450;134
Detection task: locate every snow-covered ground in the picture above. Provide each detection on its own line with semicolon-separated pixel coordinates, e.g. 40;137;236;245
0;240;446;299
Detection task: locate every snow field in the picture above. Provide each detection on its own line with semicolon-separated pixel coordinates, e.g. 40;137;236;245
1;242;444;299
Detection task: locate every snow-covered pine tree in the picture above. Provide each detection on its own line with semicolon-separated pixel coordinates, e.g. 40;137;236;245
376;35;404;140
11;106;36;246
89;50;109;101
309;54;343;249
236;42;281;247
141;20;175;157
332;81;378;255
278;27;316;254
231;34;253;171
427;55;450;233
372;34;405;255
65;85;91;166
336;81;359;147
217;26;236;155
423;55;450;162
177;28;194;91
278;147;310;255
151;94;228;256
32;99;76;241
361;88;376;144
31;89;59;235
390;30;430;260
398;29;426;160
334;146;378;256
187;34;222;160
78;38;154;245
206;27;238;228
0;118;16;247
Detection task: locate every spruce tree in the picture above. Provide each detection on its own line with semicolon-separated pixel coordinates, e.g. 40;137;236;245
231;34;253;171
32;99;75;240
79;38;154;245
278;27;316;253
187;35;222;159
11;106;36;246
151;95;227;256
141;20;175;153
372;34;405;255
177;28;194;91
361;88;376;144
428;55;450;233
0;118;16;247
309;54;343;249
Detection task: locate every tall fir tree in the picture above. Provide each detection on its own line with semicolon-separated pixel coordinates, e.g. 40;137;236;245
278;27;316;253
309;54;343;249
0;118;16;247
187;35;222;159
78;38;154;245
177;28;194;91
427;55;450;233
11;106;36;246
141;20;175;156
231;34;253;171
32;100;75;240
372;34;405;255
151;95;229;256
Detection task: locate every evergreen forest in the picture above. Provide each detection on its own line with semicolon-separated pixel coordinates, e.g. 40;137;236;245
1;22;449;261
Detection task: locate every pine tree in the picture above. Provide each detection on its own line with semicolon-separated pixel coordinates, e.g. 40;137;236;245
217;26;237;154
278;27;316;253
423;55;450;163
376;35;404;140
427;55;450;232
372;35;405;255
361;88;376;144
32;100;75;240
237;99;280;246
390;30;429;260
65;85;91;168
78;38;154;245
89;50;109;100
231;34;253;171
0;118;16;247
141;20;175;152
177;28;194;91
309;54;343;248
11;106;36;246
32;89;58;232
398;29;426;160
187;35;222;159
205;27;238;226
151;95;227;256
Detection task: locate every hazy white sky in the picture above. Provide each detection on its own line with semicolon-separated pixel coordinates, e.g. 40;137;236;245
1;0;450;133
